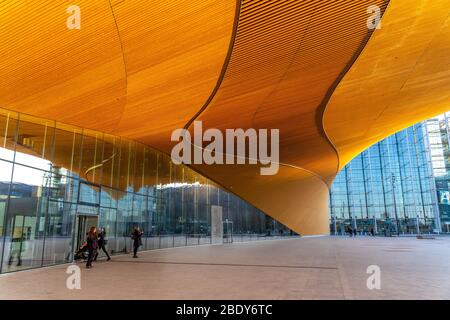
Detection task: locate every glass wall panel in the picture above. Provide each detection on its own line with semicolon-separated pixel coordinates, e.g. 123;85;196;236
47;172;78;204
100;186;117;209
100;134;119;188
0;160;13;272
80;130;103;185
42;201;75;266
127;142;136;194
0;110;19;162
330;122;441;235
99;207;117;255
2;164;47;272
52;124;82;177
116;191;132;254
0;107;297;274
116;139;133;192
14;116;54;171
134;144;145;195
146;196;157;235
144;148;158;197
79;181;100;206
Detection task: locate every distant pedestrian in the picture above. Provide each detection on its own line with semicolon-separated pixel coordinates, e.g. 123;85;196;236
8;234;25;267
353;228;357;237
370;227;375;236
94;228;111;261
348;226;353;237
131;227;143;258
86;226;98;269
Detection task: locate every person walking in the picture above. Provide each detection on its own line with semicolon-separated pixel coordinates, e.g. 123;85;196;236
86;226;98;268
131;226;143;258
94;228;111;261
8;234;25;267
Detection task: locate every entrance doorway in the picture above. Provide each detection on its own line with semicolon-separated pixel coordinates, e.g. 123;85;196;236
74;215;98;250
223;220;233;243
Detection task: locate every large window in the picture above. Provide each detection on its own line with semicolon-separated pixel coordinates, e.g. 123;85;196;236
330;122;441;235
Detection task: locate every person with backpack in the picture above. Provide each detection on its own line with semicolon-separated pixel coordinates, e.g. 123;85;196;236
347;225;353;237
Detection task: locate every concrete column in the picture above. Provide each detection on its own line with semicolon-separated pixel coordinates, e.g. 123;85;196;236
373;216;378;234
416;215;420;234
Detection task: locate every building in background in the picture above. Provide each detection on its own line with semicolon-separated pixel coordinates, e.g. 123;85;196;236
329;120;442;235
425;112;450;233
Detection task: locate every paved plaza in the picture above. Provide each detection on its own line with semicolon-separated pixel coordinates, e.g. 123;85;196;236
1;236;449;299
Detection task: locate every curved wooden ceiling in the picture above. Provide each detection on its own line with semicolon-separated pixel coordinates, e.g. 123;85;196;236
186;0;388;234
111;0;237;147
0;0;127;131
0;0;235;137
0;0;449;235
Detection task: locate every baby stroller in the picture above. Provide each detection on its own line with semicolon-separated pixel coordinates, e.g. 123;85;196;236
74;241;89;261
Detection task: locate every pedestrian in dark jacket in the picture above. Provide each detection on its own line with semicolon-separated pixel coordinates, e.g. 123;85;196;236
131;227;143;258
347;226;353;237
94;228;111;261
86;226;98;268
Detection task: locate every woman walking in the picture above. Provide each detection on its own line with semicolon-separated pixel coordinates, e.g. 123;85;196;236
131;226;143;258
94;227;111;261
86;226;98;268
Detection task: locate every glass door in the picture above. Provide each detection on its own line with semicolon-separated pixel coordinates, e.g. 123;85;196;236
74;215;98;252
223;220;233;243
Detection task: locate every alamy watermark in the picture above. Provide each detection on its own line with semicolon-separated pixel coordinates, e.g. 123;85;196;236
65;4;380;31
66;264;81;290
367;5;382;30
366;265;381;290
66;5;81;30
171;121;279;175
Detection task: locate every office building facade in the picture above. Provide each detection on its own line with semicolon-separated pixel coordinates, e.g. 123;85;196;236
329;120;443;235
425;112;450;232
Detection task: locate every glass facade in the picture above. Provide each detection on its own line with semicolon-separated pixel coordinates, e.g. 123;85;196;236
329;122;441;236
425;112;450;232
0;108;295;274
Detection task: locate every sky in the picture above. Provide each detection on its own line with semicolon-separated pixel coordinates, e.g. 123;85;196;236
0;148;51;186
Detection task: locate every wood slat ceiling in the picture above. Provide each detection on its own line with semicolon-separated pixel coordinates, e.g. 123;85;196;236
111;0;236;146
0;0;127;131
0;0;235;138
186;0;388;234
